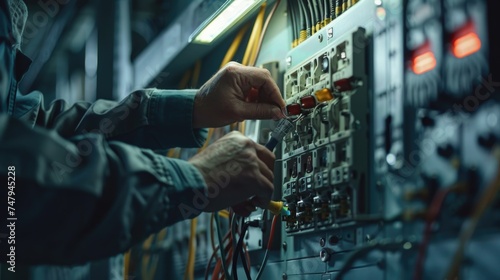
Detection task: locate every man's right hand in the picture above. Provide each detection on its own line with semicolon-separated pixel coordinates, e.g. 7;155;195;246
188;131;275;213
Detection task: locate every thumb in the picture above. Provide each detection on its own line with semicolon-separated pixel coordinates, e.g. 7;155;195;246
239;102;285;120
250;195;270;210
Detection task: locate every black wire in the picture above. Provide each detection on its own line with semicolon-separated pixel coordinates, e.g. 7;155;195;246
335;0;342;17
333;238;417;280
288;0;298;41
317;0;324;22
298;0;310;31
324;0;330;19
330;0;336;20
307;0;318;25
240;248;251;280
292;1;300;39
232;222;249;280
238;217;251;280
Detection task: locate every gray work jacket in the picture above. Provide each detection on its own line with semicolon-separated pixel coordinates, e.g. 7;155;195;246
0;0;208;265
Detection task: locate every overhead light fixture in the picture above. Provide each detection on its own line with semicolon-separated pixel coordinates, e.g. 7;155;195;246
190;0;263;44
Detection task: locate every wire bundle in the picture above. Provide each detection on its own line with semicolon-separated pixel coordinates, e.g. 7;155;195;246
131;1;284;278
287;0;361;47
445;165;500;279
205;211;280;280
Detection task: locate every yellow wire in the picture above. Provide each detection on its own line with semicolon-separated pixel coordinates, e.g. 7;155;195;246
249;7;265;66
191;60;202;88
179;69;193;89
239;120;246;134
242;3;266;66
141;234;155;280
236;4;267;136
198;128;214;153
446;163;500;279
218;209;230;219
221;24;250;68
183;61;204;280
124;250;131;279
183;218;197;280
182;13;259;280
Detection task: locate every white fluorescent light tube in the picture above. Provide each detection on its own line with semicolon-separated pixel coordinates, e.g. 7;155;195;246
190;0;263;44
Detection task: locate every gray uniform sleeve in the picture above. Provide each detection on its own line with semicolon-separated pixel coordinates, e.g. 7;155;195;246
13;89;207;151
0;114;208;265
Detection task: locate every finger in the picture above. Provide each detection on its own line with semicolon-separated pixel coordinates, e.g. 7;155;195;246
254;143;275;171
257;157;274;183
245;87;259;102
242;67;285;109
232;201;257;217
250;179;273;209
254;173;274;208
236;101;284;120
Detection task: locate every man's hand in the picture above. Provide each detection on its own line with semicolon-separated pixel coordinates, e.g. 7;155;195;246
188;131;275;213
193;62;286;128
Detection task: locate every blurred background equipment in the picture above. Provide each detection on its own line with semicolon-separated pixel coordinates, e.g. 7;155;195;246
2;0;499;279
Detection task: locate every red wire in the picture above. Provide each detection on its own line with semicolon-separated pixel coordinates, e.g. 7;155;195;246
267;215;279;250
208;232;232;280
212;259;221;280
413;188;453;280
242;240;251;269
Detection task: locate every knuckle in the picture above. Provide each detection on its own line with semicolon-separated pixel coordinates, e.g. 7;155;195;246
268;151;276;160
228;130;241;137
224;64;239;76
243;150;257;161
245;149;259;162
226;61;240;68
261;68;272;78
242;137;254;147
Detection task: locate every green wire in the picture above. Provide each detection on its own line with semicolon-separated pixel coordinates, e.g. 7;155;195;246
214;212;233;280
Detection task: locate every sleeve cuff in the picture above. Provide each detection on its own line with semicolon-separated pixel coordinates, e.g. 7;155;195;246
160;157;208;223
148;89;207;148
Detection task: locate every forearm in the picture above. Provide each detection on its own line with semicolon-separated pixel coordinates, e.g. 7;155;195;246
14;89;207;150
0;115;206;265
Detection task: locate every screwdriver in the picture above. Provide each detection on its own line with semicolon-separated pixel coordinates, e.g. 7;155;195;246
245;86;295;216
265;117;295;216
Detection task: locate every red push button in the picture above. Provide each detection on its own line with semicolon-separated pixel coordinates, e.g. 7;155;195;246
286;103;302;116
334;78;353;91
300;95;316;109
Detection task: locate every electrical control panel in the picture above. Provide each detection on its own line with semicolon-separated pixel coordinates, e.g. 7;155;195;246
269;0;500;279
156;1;498;279
281;27;371;235
10;0;499;280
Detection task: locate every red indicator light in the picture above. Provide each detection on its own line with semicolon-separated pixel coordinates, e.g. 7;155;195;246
410;42;436;75
453;33;481;58
286;103;302;116
334;78;353;91
300;95;316;109
412;51;437;75
451;20;481;59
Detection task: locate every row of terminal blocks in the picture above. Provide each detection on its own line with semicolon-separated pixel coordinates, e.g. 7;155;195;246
282;183;354;233
281;28;368;235
285;40;353;100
